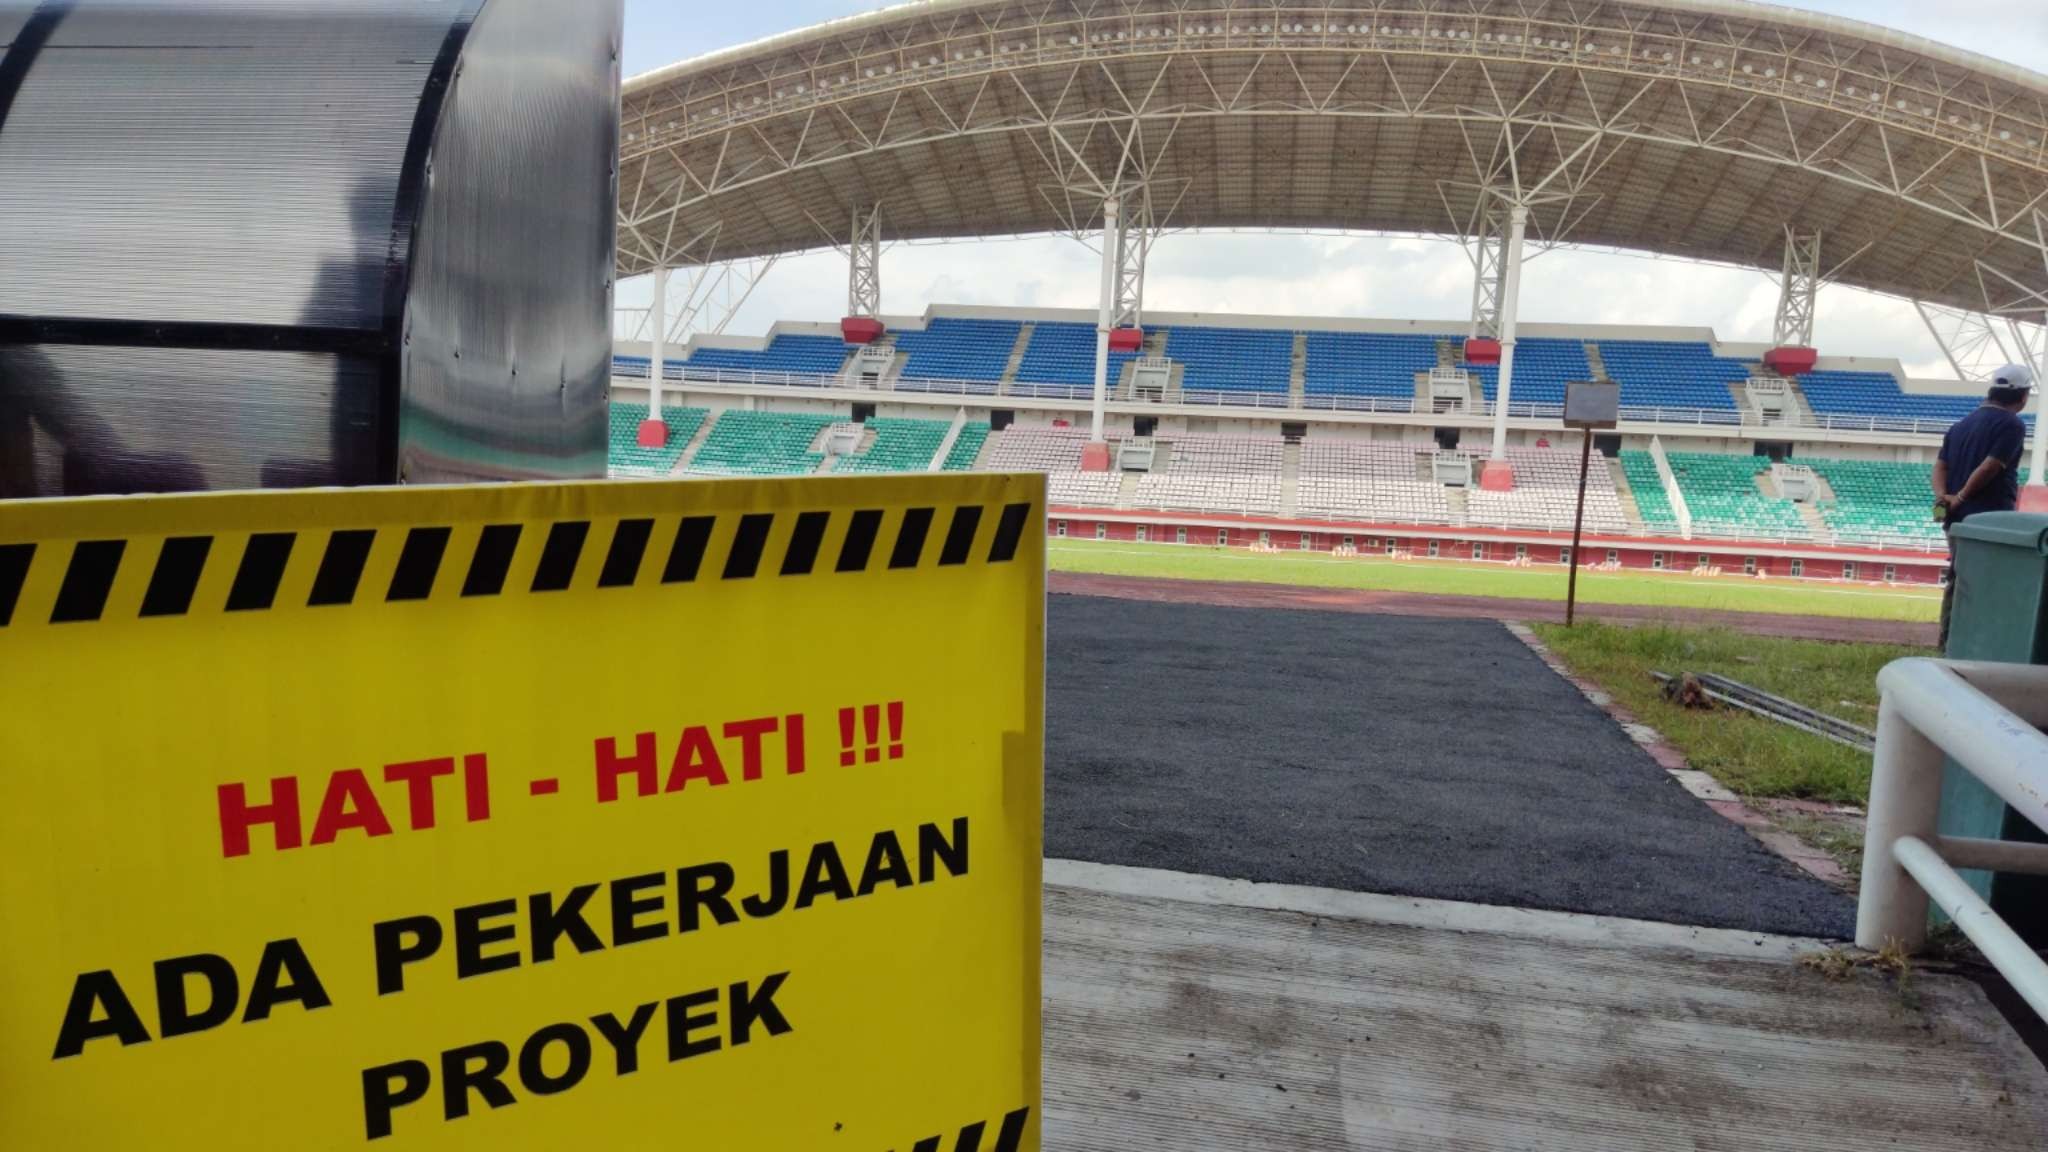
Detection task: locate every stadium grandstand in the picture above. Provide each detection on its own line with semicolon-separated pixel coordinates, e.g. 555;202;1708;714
5;1;2048;1148
609;305;2009;580
611;0;2047;587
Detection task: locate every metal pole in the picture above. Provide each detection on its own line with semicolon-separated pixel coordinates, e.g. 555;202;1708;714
1092;195;1118;444
1490;204;1529;462
1566;429;1592;626
1892;836;2048;1022
1854;690;1946;951
2031;394;2046;491
648;265;667;420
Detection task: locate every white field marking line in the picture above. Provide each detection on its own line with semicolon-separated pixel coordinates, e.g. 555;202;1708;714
1045;858;1837;957
1047;541;1944;604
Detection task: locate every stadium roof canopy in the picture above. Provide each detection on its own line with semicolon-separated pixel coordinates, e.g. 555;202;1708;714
618;0;2048;321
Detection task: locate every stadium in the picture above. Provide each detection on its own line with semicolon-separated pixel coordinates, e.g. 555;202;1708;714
4;1;2048;1149
608;0;2047;600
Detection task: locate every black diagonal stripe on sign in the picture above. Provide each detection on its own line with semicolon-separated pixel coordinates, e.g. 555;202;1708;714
988;502;1031;563
836;509;882;573
780;510;829;576
51;539;124;623
387;527;451;601
890;507;934;570
308;530;376;607
141;536;212;617
226;533;296;612
991;1108;1030;1152
531;521;591;592
599;519;654;587
663;516;714;583
0;543;33;627
938;505;983;566
723;513;772;579
462;525;521;597
953;1121;989;1152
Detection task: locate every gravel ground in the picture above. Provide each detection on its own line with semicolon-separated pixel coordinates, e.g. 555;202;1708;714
1045;593;1856;939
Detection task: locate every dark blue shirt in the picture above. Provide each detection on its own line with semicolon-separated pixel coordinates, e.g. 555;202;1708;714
1939;405;2027;522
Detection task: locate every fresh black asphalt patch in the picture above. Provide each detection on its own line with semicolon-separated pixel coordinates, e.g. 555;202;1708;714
1046;594;1855;939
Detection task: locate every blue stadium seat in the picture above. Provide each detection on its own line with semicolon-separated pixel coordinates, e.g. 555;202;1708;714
683;334;850;377
893;318;1022;386
1168;326;1291;396
1304;332;1444;400
1597;340;1746;413
1016;321;1140;389
1798;370;2000;429
1465;338;1590;407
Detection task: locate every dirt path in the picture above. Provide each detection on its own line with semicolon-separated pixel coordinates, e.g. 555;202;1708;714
1050;571;1938;646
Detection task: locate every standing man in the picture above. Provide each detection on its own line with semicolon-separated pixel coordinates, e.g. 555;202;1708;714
1934;363;2037;649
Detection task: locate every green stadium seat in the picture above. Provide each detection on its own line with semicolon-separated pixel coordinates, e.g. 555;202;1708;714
607;404;706;475
686;410;837;476
831;418;950;474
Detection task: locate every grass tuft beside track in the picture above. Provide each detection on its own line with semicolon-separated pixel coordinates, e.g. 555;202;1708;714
1048;539;1941;622
1529;621;1925;806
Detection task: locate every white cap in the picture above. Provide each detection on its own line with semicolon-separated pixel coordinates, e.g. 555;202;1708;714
1991;363;2036;392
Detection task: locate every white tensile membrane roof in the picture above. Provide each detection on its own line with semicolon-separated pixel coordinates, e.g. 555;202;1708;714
616;0;2048;320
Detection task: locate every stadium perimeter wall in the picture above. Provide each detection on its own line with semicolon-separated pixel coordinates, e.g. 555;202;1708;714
1050;511;1946;585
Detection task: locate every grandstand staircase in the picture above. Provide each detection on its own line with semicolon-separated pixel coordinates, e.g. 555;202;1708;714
1583;342;1611;380
1773;471;1837;539
1795;500;1831;540
1781;376;1821;424
1289;333;1308;408
1608;458;1646;529
928;409;969;471
845;333;901;391
1446;487;1470;525
1279;442;1302;519
1726;376;1758;415
1435;338;1458;369
1115;470;1142;509
998;323;1034;394
670;410;722;473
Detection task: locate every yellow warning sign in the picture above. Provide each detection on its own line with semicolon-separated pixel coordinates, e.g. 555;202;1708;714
0;473;1044;1150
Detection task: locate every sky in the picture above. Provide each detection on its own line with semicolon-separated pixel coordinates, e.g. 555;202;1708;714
619;1;2048;379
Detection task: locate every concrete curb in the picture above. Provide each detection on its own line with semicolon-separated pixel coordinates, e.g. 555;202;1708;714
1505;621;1855;889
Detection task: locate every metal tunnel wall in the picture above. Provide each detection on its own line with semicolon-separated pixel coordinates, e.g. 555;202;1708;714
0;0;619;497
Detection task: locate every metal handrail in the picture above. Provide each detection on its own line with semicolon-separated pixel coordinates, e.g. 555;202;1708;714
1858;659;2048;1024
614;362;1976;438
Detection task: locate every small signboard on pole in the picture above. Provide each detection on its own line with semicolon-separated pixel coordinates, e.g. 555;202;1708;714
1563;381;1620;626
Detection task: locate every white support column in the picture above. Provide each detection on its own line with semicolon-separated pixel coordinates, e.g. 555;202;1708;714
2031;377;2047;495
648;265;667;421
1484;205;1529;482
1090;194;1119;449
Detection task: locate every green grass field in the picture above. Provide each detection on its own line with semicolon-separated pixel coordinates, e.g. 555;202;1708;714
1531;622;1921;806
1048;539;1941;622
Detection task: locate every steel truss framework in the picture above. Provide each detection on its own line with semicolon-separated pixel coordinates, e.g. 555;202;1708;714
1774;227;1821;348
848;205;884;317
618;0;2048;325
614;222;781;345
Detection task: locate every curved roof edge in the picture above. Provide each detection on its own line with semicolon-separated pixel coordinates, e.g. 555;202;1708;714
625;0;2048;97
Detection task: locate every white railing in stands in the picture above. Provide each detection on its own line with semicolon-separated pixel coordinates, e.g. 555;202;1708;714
1858;659;2048;1025
610;362;1977;438
1081;498;1945;554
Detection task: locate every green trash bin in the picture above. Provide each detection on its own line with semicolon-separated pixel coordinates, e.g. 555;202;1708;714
1942;511;2048;944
